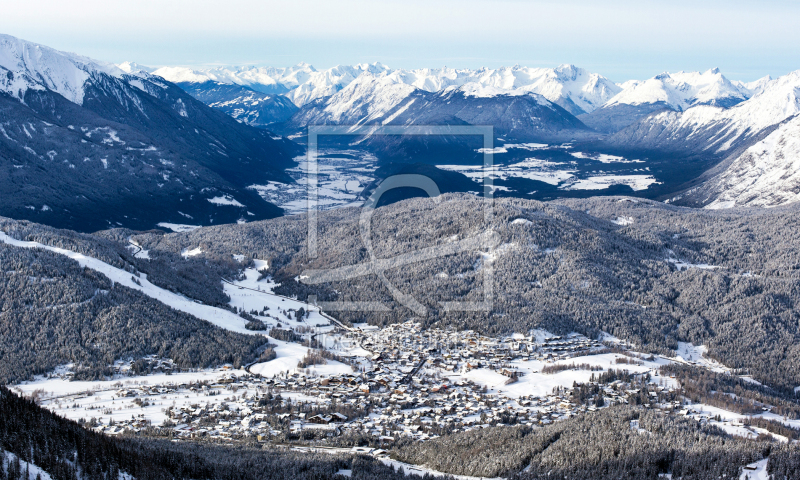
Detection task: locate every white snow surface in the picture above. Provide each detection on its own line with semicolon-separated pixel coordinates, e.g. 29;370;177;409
153;62;392;107
454;351;658;400
733;76;772;97
0;33;123;104
739;459;769;480
314;72;417;124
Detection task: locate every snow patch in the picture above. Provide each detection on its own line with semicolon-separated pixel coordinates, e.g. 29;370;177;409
181;247;203;258
612;216;634;225
207;195;245;207
156;223;201;233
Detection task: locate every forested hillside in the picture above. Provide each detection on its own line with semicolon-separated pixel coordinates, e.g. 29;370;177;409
393;405;800;479
0;216;277;384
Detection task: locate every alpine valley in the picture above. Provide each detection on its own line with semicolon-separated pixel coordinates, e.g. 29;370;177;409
3;32;800;480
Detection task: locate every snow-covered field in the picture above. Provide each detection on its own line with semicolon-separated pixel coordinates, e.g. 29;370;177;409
453;352;662;400
12;368;252;426
249;150;376;215
440;158;576;186
739;459;769;480
570;151;644;164
156;222;201;233
561;174;660;191
440;145;660;193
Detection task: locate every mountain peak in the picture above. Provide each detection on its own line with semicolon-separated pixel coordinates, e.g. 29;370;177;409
118;61;155;74
0;33;123;104
554;63;580;79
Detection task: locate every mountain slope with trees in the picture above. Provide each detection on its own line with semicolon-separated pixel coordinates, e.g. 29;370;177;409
0;34;301;232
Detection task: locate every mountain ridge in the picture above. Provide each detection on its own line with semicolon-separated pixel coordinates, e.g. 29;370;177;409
0;33;301;232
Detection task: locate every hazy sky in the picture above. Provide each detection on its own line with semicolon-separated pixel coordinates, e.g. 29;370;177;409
2;0;798;81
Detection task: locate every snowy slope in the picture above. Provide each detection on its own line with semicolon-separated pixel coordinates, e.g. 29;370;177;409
153;65;287;90
0;231;338;385
0;34;123;104
1;449;54;480
0;231;256;335
178;81;299;126
514;64;622;114
696;115;800;208
582;68;752;133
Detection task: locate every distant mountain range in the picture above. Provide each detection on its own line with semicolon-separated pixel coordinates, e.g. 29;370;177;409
1;31;798;235
275;72;598;157
149;61;798;210
152;62;623;115
151;62;767;129
0;34;300;232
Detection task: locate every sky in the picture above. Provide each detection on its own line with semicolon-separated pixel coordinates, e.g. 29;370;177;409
2;0;798;82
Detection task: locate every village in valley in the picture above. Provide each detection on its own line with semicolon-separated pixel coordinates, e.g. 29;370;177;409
13;321;683;445
11;260;794;453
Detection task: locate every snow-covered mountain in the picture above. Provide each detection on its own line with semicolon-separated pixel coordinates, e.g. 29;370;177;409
0;34;299;232
581;68;752;133
604;71;800;155
277;71;596;162
672;115;800;209
362;81;597;162
0;34;123;105
285;63;393;106
145;60;778;138
117;61;156;74
152;65;289;94
280;71;594;137
382;64;621;115
607;68;748;110
177;81;298;127
285;72;417;126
